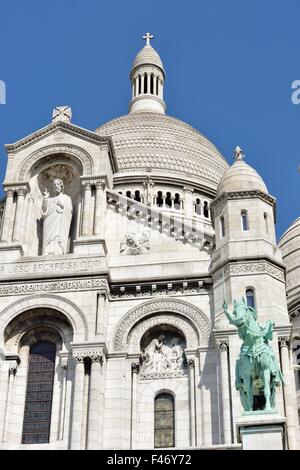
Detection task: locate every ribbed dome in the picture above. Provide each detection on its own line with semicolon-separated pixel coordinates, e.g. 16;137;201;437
95;113;229;192
279;217;300;309
132;45;164;73
216;157;268;197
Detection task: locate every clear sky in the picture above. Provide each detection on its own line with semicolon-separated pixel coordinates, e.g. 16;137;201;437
0;0;299;238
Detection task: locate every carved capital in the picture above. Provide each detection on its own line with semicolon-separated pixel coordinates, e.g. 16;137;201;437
183;186;194;194
16;187;27;197
131;362;140;374
90;352;103;364
219;341;229;352
9;365;17;376
5;188;14;198
279;336;289;348
82;182;92;192
74;352;86;363
187;359;195;368
95;180;106;191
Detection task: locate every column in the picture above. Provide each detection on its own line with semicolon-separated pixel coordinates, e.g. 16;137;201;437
188;359;196;447
96;292;106;337
279;337;299;450
219;341;232;444
87;352;103;450
130;362;139;449
58;362;68;440
0;363;9;441
70;354;85;449
3;364;17;442
141;74;144;94
135;76;139;95
94;181;106;237
0;188;14;242
183;187;193;218
81;182;92;237
12;187;27;242
147;73;151;94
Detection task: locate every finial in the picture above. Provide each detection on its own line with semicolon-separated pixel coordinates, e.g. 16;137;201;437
52;106;72;123
234;145;244;161
143;32;154;46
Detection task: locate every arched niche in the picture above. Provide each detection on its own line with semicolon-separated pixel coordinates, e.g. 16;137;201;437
26;153;82;256
112;299;211;352
4;307;73;355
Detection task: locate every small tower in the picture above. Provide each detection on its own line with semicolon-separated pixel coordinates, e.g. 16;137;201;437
210;147;300;449
210;146;285;328
129;33;166;115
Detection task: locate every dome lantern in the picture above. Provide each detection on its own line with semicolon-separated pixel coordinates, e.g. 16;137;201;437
129;33;166;115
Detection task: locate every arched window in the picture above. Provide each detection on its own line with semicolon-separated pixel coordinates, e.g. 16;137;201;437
156;76;159;95
203;201;209;218
126;190;132;199
154;393;175;448
138;75;141;95
134;190;141;202
165;192;172;208
246;288;255;309
241;210;249;231
22;341;56;444
195;198;201;215
150;74;154;94
174;193;180;210
156;191;163;207
144;73;148;93
264;212;269;234
220;216;225;238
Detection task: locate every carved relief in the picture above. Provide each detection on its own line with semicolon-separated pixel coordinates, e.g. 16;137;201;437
120;232;150;255
140;334;186;379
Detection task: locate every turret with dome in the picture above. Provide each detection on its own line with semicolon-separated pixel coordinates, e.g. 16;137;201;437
96;33;229;225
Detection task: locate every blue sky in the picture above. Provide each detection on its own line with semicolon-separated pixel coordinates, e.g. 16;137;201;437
0;0;299;238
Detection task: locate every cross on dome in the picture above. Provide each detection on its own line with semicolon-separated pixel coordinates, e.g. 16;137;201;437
143;32;154;46
234;145;244;161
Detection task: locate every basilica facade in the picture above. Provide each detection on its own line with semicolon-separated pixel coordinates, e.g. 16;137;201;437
0;36;299;450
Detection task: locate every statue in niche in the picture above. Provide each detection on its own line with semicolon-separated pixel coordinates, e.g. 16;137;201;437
142;334;185;374
41;178;73;255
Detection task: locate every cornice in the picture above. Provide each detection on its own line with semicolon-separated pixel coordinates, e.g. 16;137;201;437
211;190;277;221
5;121;118;173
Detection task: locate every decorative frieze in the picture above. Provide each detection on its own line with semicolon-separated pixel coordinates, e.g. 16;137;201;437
0;278;108;296
213;261;285;283
110;279;212;300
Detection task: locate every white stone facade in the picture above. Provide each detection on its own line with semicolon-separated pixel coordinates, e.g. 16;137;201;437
0;38;298;451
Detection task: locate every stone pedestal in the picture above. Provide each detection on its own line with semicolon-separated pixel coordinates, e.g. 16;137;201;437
236;413;286;450
73;238;107;256
0;243;23;261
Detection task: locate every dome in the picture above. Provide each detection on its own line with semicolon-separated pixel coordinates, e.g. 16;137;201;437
279;217;300;309
95;112;229;192
216;153;268;197
132;45;165;74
